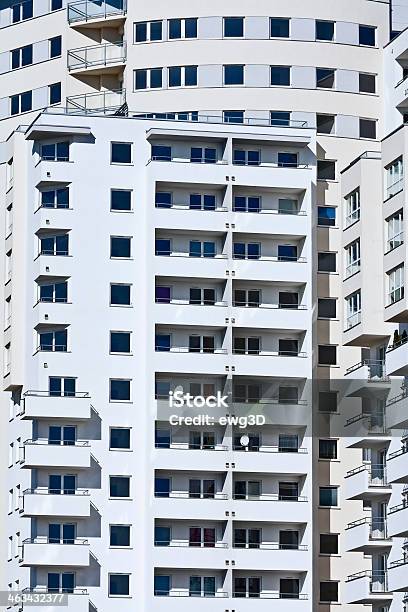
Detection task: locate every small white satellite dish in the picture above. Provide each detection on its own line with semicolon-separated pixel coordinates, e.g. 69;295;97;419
240;434;250;447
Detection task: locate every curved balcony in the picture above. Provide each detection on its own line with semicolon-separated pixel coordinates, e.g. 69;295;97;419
388;557;408;592
344;464;391;500
66;89;126;115
344;411;389;448
68;42;126;76
344;360;390;396
67;0;126;27
387;501;408;537
386;390;408;429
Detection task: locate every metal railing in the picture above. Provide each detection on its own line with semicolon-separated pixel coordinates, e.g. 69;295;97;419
345;464;388;485
154;540;227;548
154;491;228;500
386;177;404;199
155;395;308;407
68;42;126;72
386;231;404;252
232;592;308;599
345;208;360;228
23;438;90;447
66;89;126;114
345;359;388;380
232;350;307;358
346;570;389;593
345;311;361;330
67;0;126;24
233;494;307;502
23;537;89;545
388;500;408;515
24;390;89;398
155;346;228;354
23;487;89;496
155;251;228;259
155;442;228;451
155;298;227;306
345;517;388;539
345;260;361;278
154;590;228;598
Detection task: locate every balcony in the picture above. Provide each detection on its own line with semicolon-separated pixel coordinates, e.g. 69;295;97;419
232;256;309;285
386;446;408;483
387;502;408;537
21;439;91;469
66;89;126;115
68;42;126;76
388;558;408;592
344;412;389;448
231;352;310;379
154;347;228;375
386;338;408;375
20;589;90;612
345;571;392;604
154;253;228;280
345;518;391;553
153;542;228;569
67;0;126;27
21;489;91;518
386;391;408;429
154;446;228;472
231;303;309;330
231;446;309;475
344;464;391;500
155;300;228;327
344;360;390;396
230;496;310;524
21;391;91;420
33;254;73;279
20;538;90;567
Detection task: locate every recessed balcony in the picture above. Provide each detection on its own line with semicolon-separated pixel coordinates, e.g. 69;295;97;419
21;439;91;469
344;360;390;396
21;391;91;420
20;538;90;567
344;464;391;500
345;518;391;553
68;42;126;76
21;489;91;518
387;501;408;537
344;412;389;448
388;558;408;592
66;89;126;115
386;446;408;483
345;571;392;604
386;390;408;429
67;0;126;27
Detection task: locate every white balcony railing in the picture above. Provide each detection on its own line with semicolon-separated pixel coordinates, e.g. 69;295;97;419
345;311;362;330
66;89;126;114
67;0;126;24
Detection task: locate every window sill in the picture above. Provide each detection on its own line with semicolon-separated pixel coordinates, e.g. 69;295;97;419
109;448;132;452
110;162;133;167
109;497;133;501
110;209;134;213
109;400;132;404
110;304;133;308
109;546;132;549
109;352;133;356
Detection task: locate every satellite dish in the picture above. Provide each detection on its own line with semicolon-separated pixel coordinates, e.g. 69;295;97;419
240;434;250;447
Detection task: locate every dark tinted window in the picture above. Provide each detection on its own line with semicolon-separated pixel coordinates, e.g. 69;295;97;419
320;534;339;555
318;252;336;272
224;17;244;37
111;142;132;164
316;20;334;41
317;160;336;180
111;190;131;211
359;73;376;93
110;428;131;449
318;298;337;318
110;380;131;401
271;18;289;38
359;25;376;46
110;284;131;305
359;119;376;139
318;345;337;365
271;66;290;86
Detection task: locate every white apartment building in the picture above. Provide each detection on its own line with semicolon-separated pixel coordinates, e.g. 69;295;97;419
1;1;408;611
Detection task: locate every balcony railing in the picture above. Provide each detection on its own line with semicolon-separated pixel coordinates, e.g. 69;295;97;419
386;231;404;253
68;42;126;72
232;493;307;502
388;500;408;515
155;346;228;354
345;517;388;539
155;442;228;451
345;311;361;330
232;543;308;551
155;491;228;500
345;411;387;434
67;0;126;24
232;592;308;599
22;487;90;497
23;438;90;448
155;298;227;307
346;570;389;593
345;359;389;381
388;444;408;461
345;208;360;228
66;89;126;115
345;260;361;278
155;590;228;598
154;540;228;548
345;464;388;486
22;537;89;546
232;301;307;309
386;177;403;199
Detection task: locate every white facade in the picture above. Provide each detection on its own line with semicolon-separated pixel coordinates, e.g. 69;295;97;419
2;1;408;611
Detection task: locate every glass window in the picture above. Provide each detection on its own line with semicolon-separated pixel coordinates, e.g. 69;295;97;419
154;575;170;596
317;160;336;180
318;206;336;226
150;21;163;41
317;114;335;134
190;147;216;163
270;18;289;38
359;119;376;139
271;111;290;126
110;332;131;353
111;142;132;164
278;152;297;167
388;264;404;304
318;298;337;319
224;17;244;37
345;239;360;278
110;428;131;449
224;110;244;124
49;83;61;105
359;73;376;93
319;439;337;459
320;534;339;555
135;22;147;42
110;284;131;306
224;64;244;85
319;486;338;506
156;192;172;208
318;252;336;272
111;190;131;211
320;582;339;603
109;574;130;596
359;25;376;46
51;0;63;10
185;18;198;38
41;188;69;209
385;157;403;199
386;210;404;252
271;66;290;86
345;189;360;226
169;18;182;39
155;526;171;546
319;391;338;413
316;20;334;41
110;236;131;258
135;69;147;89
110;380;131;401
109;477;130;498
318;345;337;365
345;291;361;329
152;145;171;161
150;68;163;88
233;149;260;166
155;239;171;255
316;68;335;88
110;526;130;547
50;36;62;58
